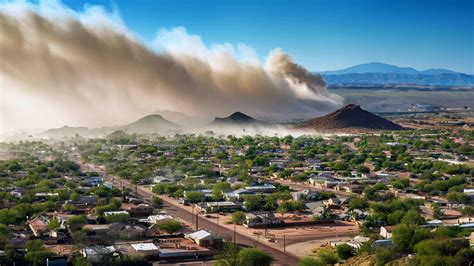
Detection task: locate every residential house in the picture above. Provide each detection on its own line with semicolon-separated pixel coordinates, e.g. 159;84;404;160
245;184;276;193
185;230;220;247
197;201;241;213
152;176;175;184
458;217;474;224
104;211;129;217
323;198;341;209
130;243;159;257
307;159;323;170
65;195;97;208
10;187;27;198
380;226;394;239
147;214;175;225
346;236;370;249
124;204;154;217
28;217;48;237
225;189;256;200
269;159;287;169
81;246;121;263
426;219;444;227
371;239;394;249
84;176;103;187
244;212;283;228
308;172;333;185
291;190;319;201
82;223;146;239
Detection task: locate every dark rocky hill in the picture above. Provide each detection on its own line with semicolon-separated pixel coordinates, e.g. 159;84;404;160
211;112;262;125
119;114;181;133
295;104;404;131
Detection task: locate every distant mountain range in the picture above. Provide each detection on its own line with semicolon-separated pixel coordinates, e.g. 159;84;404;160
320;62;474;86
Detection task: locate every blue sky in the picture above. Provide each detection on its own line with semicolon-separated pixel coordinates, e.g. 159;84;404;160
60;0;473;73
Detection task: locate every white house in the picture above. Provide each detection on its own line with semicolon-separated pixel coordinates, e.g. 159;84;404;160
380;226;394;239
147;214;175;225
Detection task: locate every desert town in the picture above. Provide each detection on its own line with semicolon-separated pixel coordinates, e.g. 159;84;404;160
0;122;473;265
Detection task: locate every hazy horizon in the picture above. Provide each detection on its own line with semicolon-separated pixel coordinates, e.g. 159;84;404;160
1;0;472;133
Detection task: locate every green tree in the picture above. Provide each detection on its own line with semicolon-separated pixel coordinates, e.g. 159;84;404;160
68;215;87;230
401;209;425;226
47;218;61;231
336;243;354;260
231;211;246;225
185;191;205;203
242;195;265;211
392;224;431;253
318;250;338;264
214;243;239;266
236;248;272;266
151;196;163;208
348;196;368;210
447;191;468;204
158;220;184;234
73;256;92;266
104;213;130;223
212;181;231;201
375;247;394;266
432;203;443;219
298;256;323;266
24;240;53;266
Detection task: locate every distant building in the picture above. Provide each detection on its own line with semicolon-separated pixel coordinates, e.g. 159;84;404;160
380;226;394;239
84;176;103;186
245;184;276;193
81;246;121;263
346;236;370;249
147;214;175;225
372;239;394;249
185;230;221;247
124;204;154;217
225;189;256;200
244;212;283;228
28;217;48;237
131;243;159;257
153;176;175;184
197;201;241;213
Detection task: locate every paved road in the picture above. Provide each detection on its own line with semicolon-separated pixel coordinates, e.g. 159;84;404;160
80;162;300;265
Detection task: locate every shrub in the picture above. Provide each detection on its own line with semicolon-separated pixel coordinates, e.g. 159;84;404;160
237;248;272;266
158;220;183;234
231;211;246;225
336;243;354;260
298;256;323;266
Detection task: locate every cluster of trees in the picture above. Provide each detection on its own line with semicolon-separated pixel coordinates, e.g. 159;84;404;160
362;198;424;229
215;244;272;266
380;224;473;264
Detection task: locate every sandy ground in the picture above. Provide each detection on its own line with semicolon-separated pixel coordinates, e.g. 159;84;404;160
286;236;353;257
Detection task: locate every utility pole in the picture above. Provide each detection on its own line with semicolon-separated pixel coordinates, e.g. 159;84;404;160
195;212;199;230
233;224;236;245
